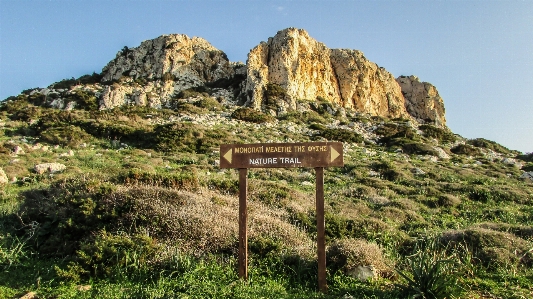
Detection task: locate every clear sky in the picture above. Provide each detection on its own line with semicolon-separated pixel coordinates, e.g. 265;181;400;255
1;0;532;153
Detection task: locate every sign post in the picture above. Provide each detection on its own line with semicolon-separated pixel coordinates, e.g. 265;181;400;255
238;168;248;280
220;142;343;293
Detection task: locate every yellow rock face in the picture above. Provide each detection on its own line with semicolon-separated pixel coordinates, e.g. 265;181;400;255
244;28;412;120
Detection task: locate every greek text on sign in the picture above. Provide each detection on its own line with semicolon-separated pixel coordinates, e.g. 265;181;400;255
219;142;343;168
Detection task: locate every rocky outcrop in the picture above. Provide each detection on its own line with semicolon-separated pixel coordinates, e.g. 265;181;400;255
243;29;339;112
34;163;66;174
94;29;446;123
242;28;410;119
396;75;446;126
99;34;236;109
0;168;8;185
330;49;406;118
101;34;233;83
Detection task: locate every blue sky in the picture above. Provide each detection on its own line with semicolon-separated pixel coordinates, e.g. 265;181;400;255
1;0;532;153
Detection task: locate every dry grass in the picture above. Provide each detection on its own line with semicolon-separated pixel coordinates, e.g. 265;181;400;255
327;238;394;278
441;227;533;268
107;185;314;257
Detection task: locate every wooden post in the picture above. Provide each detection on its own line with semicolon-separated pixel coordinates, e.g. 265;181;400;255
315;167;327;292
238;168;248;280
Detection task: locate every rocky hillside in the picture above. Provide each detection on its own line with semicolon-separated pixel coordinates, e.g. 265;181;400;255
12;28;446;127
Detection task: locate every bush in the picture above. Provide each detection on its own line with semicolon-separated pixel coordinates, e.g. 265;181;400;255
317;128;363;143
467;138;511;154
437;194;461;208
402;142;439;156
40;125;92;147
395;236;462;299
419;125;457;143
154;122;235;153
231;107;274;123
70;231;160;278
49;73;103;90
194;97;222;111
450;144;481;156
175;88;209;99
327;238;393;278
517;152;533;162
371;161;405;181
265;83;287;99
441;227;533;269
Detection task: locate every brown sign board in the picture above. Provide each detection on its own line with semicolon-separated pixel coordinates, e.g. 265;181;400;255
220;142;344;169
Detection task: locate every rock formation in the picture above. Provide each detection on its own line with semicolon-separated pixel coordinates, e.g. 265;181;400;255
243;28;410;120
37;28;447;126
99;34;237;109
396;75;446;126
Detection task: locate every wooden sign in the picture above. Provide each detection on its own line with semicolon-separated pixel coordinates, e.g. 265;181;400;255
219;142;343;169
220;141;344;293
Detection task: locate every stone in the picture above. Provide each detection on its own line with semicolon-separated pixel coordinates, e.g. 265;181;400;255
0;168;8;185
501;157;522;168
396;75;446;126
12;145;25;156
34;163;67;174
411;167;426;175
432;146;450;159
346;265;378;282
19;292;37;299
520;172;533;181
60;150;75;157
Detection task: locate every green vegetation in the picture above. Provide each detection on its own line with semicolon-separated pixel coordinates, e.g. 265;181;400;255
232;107;275;123
0;93;532;298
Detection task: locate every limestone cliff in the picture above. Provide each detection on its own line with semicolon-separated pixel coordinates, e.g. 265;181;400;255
242;28;409;120
99;34;235;109
94;29;446;126
396;75;446;126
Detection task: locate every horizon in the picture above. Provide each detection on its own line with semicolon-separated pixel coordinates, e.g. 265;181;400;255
1;0;532;153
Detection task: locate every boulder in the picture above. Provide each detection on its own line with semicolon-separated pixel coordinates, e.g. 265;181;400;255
0;168;8;185
34;163;66;174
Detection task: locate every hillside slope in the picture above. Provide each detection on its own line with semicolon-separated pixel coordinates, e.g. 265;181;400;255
0;29;532;298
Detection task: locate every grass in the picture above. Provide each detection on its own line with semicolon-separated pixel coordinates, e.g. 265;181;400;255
1;94;533;298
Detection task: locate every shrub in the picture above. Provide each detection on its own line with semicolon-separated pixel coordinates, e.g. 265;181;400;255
376;123;420;146
310;101;335;116
64;90;99;111
419;124;457;143
40;125;92;147
402;142;439;156
153;122;235;153
49;73;103;90
467;138;511;154
371;161;405;181
395;236;462;299
18;176;119;255
437;194;461;208
231;107;274;123
265;83;287;99
194;97;222;111
441;227;533;269
175;88;209;99
327;238;393;278
517;152;533;162
121;169;199;190
73;231;161;278
317;128;363;143
450;144;481;156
